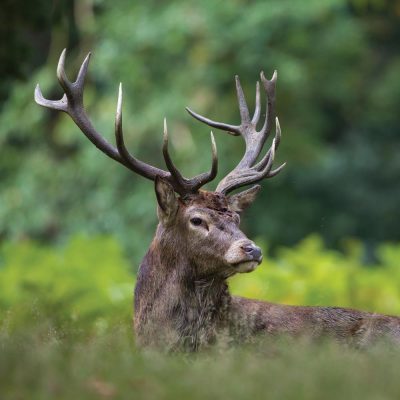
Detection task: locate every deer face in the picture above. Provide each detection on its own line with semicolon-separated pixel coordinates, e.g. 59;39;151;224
155;177;263;277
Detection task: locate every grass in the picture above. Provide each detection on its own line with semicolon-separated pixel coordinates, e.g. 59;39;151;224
1;323;400;400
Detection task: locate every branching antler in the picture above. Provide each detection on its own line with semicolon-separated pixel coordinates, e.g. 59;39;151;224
35;49;218;196
186;72;285;194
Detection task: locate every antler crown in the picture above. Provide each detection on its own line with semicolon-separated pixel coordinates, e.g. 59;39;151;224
35;49;284;197
186;71;285;194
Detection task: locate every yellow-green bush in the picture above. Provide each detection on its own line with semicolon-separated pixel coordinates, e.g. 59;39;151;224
0;235;134;333
1;234;399;334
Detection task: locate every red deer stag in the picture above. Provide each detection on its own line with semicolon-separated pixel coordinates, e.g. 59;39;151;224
35;50;400;351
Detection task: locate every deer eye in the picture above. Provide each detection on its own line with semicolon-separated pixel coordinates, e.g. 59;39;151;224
190;217;203;226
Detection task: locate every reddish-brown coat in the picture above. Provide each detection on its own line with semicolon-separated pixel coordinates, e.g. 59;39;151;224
134;191;400;351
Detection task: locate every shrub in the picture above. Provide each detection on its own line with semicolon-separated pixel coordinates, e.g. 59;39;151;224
0;235;134;334
1;234;399;335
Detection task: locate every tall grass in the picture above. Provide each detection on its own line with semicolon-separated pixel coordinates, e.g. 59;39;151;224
1;323;400;400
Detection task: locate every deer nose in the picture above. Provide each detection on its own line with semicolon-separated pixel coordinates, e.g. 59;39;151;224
241;244;263;262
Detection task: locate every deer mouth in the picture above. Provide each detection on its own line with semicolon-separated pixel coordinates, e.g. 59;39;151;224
233;260;260;273
225;240;263;272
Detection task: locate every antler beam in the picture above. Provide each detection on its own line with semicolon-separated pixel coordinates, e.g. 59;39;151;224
35;49;218;196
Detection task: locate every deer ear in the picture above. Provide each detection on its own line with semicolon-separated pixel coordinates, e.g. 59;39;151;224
228;185;261;213
155;176;179;226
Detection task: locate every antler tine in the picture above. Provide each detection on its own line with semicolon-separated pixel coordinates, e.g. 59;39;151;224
185;76;253;137
115;84;169;180
261;137;276;176
35;85;68;112
259;70;277;138
255;136;286;180
267;161;287;178
163;120;218;194
189;131;218;192
251;81;261;125
254;117;282;171
162;118;186;186
75;51;91;87
56;49;72;95
235;76;251;124
185;107;240;136
36;49;219;196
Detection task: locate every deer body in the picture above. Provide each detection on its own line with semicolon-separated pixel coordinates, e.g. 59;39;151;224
36;50;400;350
134;242;232;351
134;191;400;351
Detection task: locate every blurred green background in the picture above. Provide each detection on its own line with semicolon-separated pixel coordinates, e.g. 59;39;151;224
1;0;400;332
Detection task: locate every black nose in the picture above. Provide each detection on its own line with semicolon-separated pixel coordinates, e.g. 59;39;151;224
241;244;263;262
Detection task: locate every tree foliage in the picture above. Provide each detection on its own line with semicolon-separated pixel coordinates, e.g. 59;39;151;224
0;0;399;264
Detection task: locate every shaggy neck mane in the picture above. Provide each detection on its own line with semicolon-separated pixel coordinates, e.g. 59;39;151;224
134;223;231;351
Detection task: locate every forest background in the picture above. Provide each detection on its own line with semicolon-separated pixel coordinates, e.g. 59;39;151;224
0;0;400;332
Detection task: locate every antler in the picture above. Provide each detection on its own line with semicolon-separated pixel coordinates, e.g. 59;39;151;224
186;72;285;194
35;49;218;196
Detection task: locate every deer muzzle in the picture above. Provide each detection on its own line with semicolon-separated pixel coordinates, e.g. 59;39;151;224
224;239;263;272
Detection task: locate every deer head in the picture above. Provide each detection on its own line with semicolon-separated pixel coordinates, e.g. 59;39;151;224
35;49;285;278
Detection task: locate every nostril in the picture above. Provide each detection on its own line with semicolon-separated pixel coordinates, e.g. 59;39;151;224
241;245;254;254
241;244;262;260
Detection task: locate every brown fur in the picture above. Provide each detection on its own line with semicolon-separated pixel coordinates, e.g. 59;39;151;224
134;189;400;351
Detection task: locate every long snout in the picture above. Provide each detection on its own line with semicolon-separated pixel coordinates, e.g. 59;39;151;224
224;239;263;265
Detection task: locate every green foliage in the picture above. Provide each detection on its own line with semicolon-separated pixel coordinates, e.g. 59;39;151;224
1;234;399;335
0;236;133;333
1;1;400;263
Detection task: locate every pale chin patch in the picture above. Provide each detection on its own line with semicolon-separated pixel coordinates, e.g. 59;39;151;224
235;261;259;273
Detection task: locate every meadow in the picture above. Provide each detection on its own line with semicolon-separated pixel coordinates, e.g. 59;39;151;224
1;235;400;399
2;325;400;400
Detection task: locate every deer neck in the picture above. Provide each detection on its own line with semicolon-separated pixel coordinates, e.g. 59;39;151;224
134;224;232;350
